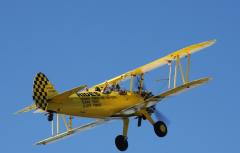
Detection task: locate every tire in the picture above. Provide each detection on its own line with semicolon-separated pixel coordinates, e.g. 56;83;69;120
115;135;128;151
48;113;53;122
154;121;167;137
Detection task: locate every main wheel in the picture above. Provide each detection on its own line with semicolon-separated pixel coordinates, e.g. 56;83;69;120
154;121;167;137
115;135;128;151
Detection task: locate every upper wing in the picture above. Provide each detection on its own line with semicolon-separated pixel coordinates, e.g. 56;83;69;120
115;77;211;116
36;118;111;145
90;40;216;89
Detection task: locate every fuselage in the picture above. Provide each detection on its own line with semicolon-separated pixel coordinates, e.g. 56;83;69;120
47;91;145;118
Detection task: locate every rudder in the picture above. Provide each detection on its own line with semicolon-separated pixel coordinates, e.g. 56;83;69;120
32;72;58;110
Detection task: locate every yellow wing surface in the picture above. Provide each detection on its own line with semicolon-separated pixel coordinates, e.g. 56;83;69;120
116;77;211;116
36;119;111;145
91;40;216;89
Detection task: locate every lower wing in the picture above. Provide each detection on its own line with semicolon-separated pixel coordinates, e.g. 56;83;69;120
36;118;111;145
116;77;211;116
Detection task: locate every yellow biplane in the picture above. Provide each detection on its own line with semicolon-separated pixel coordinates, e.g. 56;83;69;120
16;40;216;151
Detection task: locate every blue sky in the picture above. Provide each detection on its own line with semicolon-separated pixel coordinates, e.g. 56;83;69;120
0;0;239;153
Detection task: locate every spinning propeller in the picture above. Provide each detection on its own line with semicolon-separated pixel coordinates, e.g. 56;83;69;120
133;76;170;127
136;105;170;127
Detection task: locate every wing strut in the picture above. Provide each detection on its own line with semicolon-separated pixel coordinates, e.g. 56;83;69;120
174;57;179;88
168;61;172;89
186;54;191;83
169;52;192;89
36;118;111;145
139;74;144;94
50;114;75;136
38;111;111;145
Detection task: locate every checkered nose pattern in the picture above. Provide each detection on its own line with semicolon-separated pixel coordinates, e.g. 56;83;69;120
32;72;50;110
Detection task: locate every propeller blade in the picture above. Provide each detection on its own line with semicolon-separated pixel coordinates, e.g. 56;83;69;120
154;109;170;125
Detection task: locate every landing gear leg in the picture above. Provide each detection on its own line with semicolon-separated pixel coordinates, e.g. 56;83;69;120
140;110;168;137
115;118;129;151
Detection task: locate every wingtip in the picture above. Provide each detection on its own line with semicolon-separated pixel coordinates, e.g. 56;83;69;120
208;76;213;81
203;76;213;83
34;142;43;146
14;112;20;115
14;110;25;115
34;142;44;146
209;39;217;45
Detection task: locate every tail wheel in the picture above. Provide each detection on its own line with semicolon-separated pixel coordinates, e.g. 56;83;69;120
47;113;53;122
115;135;128;151
154;121;167;137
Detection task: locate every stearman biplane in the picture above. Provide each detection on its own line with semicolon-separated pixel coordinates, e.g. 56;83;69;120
16;40;216;151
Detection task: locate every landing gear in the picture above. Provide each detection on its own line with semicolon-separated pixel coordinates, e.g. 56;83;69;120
47;113;53;122
115;135;128;151
115;111;168;151
115;118;129;151
140;110;168;137
154;121;167;137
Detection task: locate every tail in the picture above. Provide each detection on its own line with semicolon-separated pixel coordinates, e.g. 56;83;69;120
33;72;58;110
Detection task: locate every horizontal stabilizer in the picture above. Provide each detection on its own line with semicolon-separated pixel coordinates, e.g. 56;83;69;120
33;109;46;113
50;85;87;102
15;104;37;115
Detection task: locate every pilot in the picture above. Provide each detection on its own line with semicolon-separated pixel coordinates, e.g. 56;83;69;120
111;84;116;91
102;82;111;94
95;86;101;92
116;84;120;91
